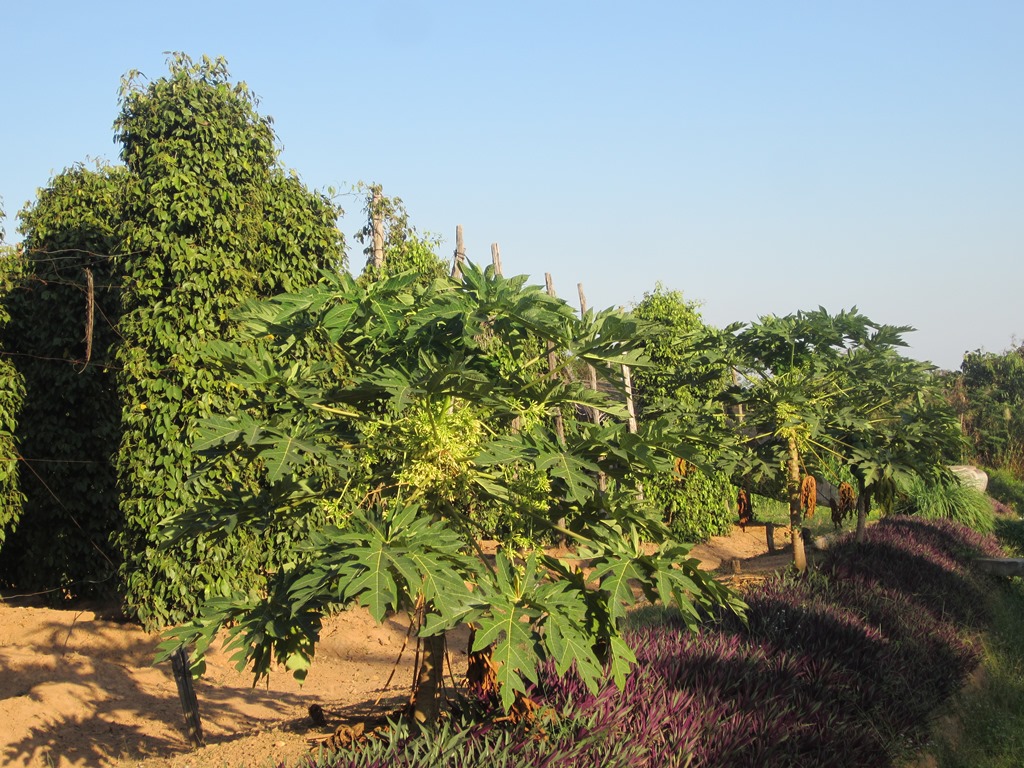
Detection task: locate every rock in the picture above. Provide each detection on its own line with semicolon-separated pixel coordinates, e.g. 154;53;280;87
950;465;988;491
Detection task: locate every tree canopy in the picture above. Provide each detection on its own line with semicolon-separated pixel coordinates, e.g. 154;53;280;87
159;263;743;719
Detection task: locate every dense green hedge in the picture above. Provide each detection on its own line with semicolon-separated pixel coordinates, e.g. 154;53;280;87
0;243;26;551
2;56;345;627
0;167;125;597
631;284;734;541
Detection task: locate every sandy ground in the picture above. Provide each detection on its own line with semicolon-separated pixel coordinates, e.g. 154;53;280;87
0;523;787;768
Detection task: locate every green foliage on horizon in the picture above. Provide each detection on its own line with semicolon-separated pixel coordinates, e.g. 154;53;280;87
354;183;447;285
947;344;1024;477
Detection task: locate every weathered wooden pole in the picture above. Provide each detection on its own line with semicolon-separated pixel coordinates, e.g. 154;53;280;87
544;273;565;447
451;225;466;280
578;283;607;494
370;185;385;271
170;646;205;749
490;243;503;276
623;364;638;434
577;283;600;425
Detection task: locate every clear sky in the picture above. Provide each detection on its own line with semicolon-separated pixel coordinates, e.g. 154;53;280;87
2;1;1021;370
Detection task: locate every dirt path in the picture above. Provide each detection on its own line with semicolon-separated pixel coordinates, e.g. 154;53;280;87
0;523;790;768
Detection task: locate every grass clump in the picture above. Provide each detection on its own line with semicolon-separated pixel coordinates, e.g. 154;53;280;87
895;474;995;534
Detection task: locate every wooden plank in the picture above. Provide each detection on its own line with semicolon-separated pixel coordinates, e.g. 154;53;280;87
975;557;1024;577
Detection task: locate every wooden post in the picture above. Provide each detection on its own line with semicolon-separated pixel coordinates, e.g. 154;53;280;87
490;243;503;276
170;646;205;749
577;283;600;425
546;273;568;543
622;364;638;434
578;283;607;494
370;185;384;271
451;225;466;280
544;273;565;447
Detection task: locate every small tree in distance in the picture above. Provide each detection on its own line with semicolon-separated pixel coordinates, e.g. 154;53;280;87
714;308;916;570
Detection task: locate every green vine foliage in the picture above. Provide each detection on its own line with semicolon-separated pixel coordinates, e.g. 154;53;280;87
0;166;126;596
630;284;734;541
111;54;345;628
0;236;26;551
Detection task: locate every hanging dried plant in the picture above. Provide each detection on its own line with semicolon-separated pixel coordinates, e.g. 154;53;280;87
833;481;856;528
801;475;817;518
737;488;752;530
673;457;688;482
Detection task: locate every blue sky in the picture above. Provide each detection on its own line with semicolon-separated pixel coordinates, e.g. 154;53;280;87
3;1;1021;370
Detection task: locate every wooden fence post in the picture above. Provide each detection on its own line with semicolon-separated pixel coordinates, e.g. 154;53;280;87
170;645;205;749
490;243;502;276
576;283;600;425
578;283;607;494
451;225;466;280
622;364;638;434
370;185;384;271
544;273;565;447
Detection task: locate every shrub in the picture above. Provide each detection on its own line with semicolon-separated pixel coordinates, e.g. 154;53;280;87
647;465;734;543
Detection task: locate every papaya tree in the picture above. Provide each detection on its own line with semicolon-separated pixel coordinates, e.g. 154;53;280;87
159;263;743;725
829;346;964;542
715;308;905;570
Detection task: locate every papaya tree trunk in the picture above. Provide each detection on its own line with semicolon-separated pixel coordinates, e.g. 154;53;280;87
855;479;870;544
787;436;807;572
410;633;446;727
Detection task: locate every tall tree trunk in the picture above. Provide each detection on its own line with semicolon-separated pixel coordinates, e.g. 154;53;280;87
410;633;445;727
787;436;807;572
